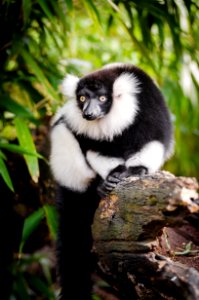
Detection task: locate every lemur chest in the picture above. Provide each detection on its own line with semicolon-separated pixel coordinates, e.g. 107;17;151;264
75;134;127;158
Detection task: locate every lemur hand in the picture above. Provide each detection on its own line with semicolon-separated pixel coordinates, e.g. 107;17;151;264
97;165;148;197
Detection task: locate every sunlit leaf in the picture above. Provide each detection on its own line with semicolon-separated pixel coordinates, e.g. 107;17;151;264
50;0;68;31
0;94;38;124
82;0;102;29
20;48;58;101
14;117;40;183
0;142;44;159
64;0;73;11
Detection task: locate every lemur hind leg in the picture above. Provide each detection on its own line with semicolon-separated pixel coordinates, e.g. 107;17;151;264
56;183;100;300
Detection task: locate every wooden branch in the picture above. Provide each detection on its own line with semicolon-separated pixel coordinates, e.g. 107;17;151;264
92;171;199;300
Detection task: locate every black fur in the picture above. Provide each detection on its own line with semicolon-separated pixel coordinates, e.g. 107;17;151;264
55;179;101;300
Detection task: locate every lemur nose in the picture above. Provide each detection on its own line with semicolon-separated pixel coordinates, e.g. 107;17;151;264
83;112;96;120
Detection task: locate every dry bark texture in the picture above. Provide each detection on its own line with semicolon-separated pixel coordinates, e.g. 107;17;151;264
92;171;199;300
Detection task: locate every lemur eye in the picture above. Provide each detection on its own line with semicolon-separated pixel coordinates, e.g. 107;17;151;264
99;96;107;102
80;96;86;102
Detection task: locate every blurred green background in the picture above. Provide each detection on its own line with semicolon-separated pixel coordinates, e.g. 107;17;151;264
0;0;198;299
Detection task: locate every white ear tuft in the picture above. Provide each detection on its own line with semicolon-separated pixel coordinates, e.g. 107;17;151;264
60;74;80;99
113;73;140;97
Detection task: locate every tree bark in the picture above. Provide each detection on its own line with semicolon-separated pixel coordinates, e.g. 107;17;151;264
92;171;199;300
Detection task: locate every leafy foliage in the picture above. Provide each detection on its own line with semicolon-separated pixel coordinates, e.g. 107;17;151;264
0;0;198;298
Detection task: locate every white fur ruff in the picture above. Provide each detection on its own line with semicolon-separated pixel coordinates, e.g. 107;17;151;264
52;73;140;141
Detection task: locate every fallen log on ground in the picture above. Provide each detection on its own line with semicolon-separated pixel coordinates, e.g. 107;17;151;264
92;171;199;300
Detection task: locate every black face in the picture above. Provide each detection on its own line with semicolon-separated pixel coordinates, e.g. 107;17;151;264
76;79;113;121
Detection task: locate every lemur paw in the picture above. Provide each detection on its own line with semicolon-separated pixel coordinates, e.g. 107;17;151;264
97;165;127;197
97;179;117;198
97;165;148;197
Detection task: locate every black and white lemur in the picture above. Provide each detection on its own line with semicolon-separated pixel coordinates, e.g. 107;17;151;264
49;63;174;299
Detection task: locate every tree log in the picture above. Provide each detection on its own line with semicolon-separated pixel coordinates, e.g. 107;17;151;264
92;171;199;300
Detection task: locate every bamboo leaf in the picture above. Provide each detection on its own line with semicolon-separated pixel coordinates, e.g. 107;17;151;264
20;208;45;253
44;204;58;240
0;94;38;124
20;48;58;101
82;0;102;29
0;142;44;159
14;117;40;183
37;0;53;19
0;156;14;192
22;0;32;26
0;149;6;160
64;0;73;11
50;0;68;31
13;275;31;300
28;275;55;298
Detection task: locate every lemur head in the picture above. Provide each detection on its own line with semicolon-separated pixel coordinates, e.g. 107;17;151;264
75;76;114;120
61;64;140;123
61;69;118;121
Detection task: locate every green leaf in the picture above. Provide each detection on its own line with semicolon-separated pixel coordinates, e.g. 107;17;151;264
37;0;53;19
28;275;55;298
22;0;32;25
44;204;58;240
20;208;45;253
64;0;73;11
14;117;40;183
20;48;58;101
13;275;31;300
0;156;14;192
0;142;44;159
82;0;102;29
50;0;68;31
0;149;6;160
0;94;38;124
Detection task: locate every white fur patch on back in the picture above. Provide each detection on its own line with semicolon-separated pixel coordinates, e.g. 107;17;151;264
61;74;79;99
58;72;140;141
50;123;96;192
86;150;124;179
125;141;165;173
103;62;125;69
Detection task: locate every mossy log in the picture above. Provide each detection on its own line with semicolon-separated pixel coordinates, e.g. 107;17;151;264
92;171;199;300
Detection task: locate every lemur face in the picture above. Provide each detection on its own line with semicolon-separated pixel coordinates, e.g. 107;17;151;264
76;79;113;120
